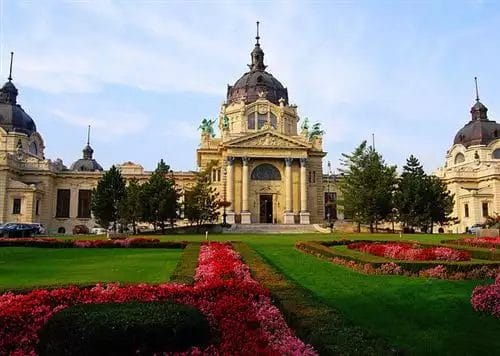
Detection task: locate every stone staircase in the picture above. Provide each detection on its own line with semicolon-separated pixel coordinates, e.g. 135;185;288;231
225;223;323;234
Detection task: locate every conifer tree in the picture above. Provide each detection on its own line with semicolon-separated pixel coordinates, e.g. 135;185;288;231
395;155;454;232
339;141;397;232
141;159;178;234
394;155;427;230
91;165;126;231
118;178;143;234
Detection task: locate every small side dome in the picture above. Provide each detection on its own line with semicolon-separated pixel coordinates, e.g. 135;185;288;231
70;127;103;172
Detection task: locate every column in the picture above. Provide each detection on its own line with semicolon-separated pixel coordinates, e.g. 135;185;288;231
283;158;294;224
240;157;251;224
225;156;235;224
299;158;310;224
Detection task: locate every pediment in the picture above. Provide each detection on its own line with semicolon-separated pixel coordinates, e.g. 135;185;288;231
224;130;310;149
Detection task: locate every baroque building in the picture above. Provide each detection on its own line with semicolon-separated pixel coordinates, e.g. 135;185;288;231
197;27;326;224
0;29;333;233
436;80;500;233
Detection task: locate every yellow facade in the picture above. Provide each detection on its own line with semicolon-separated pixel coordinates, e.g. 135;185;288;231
0;28;331;232
196;96;326;224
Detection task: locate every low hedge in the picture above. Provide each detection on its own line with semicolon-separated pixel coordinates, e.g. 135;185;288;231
37;301;210;355
0;237;187;249
438;239;500;260
232;242;395;355
170;242;201;284
298;241;500;274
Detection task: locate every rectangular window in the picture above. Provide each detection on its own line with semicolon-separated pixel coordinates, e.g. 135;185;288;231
77;190;92;218
257;113;267;129
12;198;21;214
56;189;70;218
247;114;255;130
464;203;469;218
482;202;489;217
313;171;316;183
324;192;337;220
35;199;40;216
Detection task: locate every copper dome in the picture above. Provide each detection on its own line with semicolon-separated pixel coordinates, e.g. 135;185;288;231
226;28;288;106
453;99;500;147
0;80;37;136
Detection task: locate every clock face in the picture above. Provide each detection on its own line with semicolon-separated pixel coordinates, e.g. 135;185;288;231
29;141;38;155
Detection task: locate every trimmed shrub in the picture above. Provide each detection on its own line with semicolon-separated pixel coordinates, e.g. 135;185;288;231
36;301;210;355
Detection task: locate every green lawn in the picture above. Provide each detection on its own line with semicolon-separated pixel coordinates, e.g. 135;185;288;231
2;232;499;355
0;247;182;291
155;233;499;355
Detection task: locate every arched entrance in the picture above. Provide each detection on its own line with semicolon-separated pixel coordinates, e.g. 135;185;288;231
251;163;281;224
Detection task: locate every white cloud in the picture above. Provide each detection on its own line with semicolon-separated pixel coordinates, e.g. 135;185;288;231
51;109;149;139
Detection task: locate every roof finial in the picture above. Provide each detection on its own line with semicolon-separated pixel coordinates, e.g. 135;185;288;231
256;21;260;45
87;125;91;145
8;52;13;81
474;76;480;102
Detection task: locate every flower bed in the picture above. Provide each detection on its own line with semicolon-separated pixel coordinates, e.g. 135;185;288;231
449;237;500;248
296;241;499;280
471;273;500;318
0;237;186;249
0;242;316;355
348;242;470;261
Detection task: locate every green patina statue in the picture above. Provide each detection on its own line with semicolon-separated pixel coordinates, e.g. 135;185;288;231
300;117;310;132
199;118;216;137
308;123;325;140
222;115;230;130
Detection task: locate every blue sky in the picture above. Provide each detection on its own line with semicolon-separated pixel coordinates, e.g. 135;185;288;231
1;1;499;173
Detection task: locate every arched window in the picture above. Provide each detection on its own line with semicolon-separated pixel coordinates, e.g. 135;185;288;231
251;164;281;180
29;142;38;155
492;149;500;159
454;153;465;164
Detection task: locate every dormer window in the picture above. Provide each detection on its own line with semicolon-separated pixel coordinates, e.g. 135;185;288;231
257;113;267;129
270;112;277;129
29;142;37;155
247;111;277;130
492;149;500;159
247;112;256;130
454;153;465;164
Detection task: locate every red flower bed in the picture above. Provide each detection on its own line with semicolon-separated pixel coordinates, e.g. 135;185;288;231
471;273;500;318
0;242;316;355
459;237;500;248
348;242;470;261
0;237;185;249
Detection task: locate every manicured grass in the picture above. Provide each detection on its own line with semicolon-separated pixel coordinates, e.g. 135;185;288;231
148;232;499;354
3;232;499;355
0;247;182;291
233;242;392;355
246;238;500;356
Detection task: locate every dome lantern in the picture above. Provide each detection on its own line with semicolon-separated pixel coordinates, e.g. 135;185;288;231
226;22;289;106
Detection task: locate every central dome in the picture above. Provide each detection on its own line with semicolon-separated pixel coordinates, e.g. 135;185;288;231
226;27;288;106
453;98;500;148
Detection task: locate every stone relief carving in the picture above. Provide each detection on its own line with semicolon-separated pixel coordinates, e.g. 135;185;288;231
234;133;300;148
